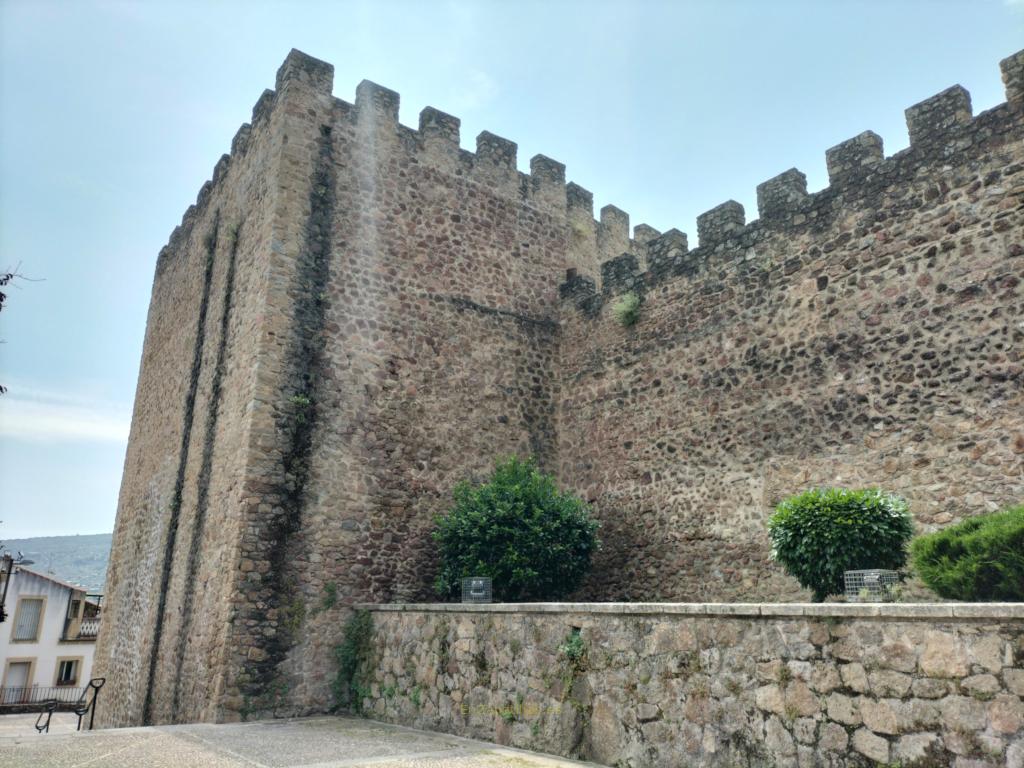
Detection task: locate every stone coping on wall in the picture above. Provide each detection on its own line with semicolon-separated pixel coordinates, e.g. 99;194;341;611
359;601;1024;619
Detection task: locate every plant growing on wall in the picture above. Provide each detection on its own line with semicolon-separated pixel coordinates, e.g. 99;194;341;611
612;292;641;327
767;488;913;602
433;456;599;602
333;609;373;713
910;505;1024;601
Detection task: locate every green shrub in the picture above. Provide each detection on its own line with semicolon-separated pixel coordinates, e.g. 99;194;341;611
767;488;914;602
910;505;1024;601
433;457;599;601
558;629;587;667
612;292;641;327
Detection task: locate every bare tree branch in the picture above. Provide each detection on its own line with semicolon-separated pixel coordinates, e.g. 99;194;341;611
0;262;45;395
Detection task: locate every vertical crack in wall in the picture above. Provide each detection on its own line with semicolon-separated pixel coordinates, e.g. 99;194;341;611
240;123;336;707
170;220;243;721
142;211;220;725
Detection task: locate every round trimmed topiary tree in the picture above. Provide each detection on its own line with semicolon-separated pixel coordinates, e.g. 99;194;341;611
910;505;1024;601
767;487;914;602
433;456;599;602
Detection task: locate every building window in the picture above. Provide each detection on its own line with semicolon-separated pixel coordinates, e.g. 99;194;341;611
2;660;34;696
12;598;43;642
69;599;81;619
56;659;79;687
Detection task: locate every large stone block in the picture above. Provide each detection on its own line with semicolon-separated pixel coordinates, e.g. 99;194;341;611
921;632;971;678
826;692;861;726
852;728;890;763
860;698;900;735
587;696;626;765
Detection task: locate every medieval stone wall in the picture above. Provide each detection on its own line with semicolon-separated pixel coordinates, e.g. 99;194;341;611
558;74;1024;603
360;603;1024;768
96;48;1024;726
222;58;579;719
98;50;587;725
93;61;327;726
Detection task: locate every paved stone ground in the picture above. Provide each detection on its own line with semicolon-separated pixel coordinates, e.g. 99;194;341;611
0;711;83;735
0;715;602;767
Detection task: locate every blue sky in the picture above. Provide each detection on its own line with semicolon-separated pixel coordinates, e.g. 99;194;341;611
0;0;1021;539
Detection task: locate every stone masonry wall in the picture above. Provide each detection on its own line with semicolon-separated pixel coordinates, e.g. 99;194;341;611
362;603;1024;768
558;61;1024;602
99;50;580;725
214;57;573;720
94;85;293;727
97;48;1024;726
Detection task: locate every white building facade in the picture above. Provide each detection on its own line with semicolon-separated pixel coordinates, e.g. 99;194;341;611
0;567;101;706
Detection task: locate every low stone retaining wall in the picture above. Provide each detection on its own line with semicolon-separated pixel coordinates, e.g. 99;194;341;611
357;603;1024;767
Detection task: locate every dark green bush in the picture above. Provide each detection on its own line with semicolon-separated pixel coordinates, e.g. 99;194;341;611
767;488;914;602
433;456;599;602
910;505;1024;601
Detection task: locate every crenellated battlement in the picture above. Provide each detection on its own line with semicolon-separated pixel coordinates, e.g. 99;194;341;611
418;106;460;153
824;130;883;186
158;49;601;270
155;46;1024;323
562;48;1024;316
904;85;972;152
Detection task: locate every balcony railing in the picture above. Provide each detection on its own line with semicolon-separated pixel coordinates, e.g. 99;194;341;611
0;685;86;708
78;617;100;638
61;616;101;641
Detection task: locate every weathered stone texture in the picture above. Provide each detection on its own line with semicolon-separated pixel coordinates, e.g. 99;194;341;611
361;606;1024;767
94;74;298;727
97;49;569;726
96;47;1024;726
559;86;1024;601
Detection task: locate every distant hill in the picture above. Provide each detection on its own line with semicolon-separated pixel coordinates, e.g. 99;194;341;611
1;533;112;593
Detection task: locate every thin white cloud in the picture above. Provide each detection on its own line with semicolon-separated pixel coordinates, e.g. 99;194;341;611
447;69;499;114
0;385;131;443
